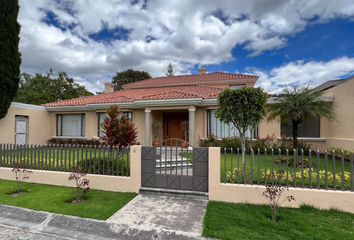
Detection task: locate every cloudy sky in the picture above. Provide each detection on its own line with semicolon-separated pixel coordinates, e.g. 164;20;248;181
18;0;354;93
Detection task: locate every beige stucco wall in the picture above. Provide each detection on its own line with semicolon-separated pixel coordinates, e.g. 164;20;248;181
0;104;51;144
0;145;142;193
209;147;354;213
209;82;255;89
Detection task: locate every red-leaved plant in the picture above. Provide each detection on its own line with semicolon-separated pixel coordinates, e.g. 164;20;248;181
100;104;138;148
68;167;90;203
12;162;33;193
257;170;295;221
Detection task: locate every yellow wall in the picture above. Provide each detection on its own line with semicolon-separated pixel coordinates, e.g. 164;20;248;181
0;105;51;144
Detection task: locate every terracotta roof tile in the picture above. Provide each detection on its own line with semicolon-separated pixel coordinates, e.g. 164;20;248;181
122;72;258;88
42;85;226;107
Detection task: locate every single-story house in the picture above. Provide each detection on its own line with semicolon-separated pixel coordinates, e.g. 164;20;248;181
0;68;353;152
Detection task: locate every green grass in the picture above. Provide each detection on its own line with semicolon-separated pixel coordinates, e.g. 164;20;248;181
0;147;129;174
0;179;137;220
182;152;353;189
203;201;354;240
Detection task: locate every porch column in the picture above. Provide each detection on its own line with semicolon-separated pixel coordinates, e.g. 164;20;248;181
145;110;151;146
188;108;195;146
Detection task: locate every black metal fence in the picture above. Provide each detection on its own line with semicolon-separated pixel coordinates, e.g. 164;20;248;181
221;148;354;191
0;143;130;177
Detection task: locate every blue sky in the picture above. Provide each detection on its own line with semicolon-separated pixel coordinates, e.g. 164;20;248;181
18;0;354;93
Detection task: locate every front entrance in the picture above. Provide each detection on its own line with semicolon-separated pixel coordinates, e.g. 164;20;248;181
163;113;188;145
141;139;209;192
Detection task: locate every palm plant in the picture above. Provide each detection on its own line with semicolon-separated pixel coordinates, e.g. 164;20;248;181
267;84;336;149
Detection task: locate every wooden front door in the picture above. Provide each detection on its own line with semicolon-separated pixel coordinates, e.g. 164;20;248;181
163;113;188;145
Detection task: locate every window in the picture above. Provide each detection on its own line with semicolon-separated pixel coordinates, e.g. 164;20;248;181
206;110;257;138
98;112;132;137
281;117;320;138
229;84;245;90
57;114;85;137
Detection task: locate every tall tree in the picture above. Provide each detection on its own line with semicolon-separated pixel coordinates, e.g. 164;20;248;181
112;69;151;90
13;69;93;105
267;84;335;149
0;0;22;119
166;63;174;77
215;87;267;183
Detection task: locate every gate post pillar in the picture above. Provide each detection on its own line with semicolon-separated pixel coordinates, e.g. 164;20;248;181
188;108;195;146
145;109;151;146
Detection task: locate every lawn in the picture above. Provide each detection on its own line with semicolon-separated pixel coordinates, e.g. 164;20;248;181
203;201;354;240
183;152;353;189
0;146;130;175
0;179;137;220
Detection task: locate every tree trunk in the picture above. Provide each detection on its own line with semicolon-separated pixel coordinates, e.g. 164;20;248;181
240;132;247;183
292;119;298;150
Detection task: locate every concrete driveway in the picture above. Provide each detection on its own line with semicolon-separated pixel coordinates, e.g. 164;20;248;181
0;194;209;240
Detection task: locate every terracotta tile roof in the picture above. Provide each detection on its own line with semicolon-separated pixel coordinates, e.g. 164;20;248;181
42;85;225;107
135;90;202;100
122;72;258;88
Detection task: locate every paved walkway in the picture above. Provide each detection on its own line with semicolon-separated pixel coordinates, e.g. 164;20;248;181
0;195;209;240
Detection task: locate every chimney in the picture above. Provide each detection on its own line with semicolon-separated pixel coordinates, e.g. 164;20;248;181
198;68;207;74
104;82;114;93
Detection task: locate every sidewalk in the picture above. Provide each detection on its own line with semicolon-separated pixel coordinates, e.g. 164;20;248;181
0;195;209;240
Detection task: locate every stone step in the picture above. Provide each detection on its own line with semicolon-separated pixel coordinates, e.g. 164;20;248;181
156;162;193;168
139;187;208;200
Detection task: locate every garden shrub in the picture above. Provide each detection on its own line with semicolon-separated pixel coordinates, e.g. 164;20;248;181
47;138;103;146
199;133;310;153
82;156;129;176
328;147;353;160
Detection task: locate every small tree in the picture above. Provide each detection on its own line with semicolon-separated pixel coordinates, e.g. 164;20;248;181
12;162;33;193
215;87;267;183
181;120;189;141
257;170;295;221
68;167;90;203
100;104;138;148
166;63;175;77
152;122;162;142
267;84;336;149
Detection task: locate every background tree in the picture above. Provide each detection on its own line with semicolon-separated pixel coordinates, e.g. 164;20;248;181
166;63;174;77
267;84;335;149
13;69;93;105
112;69;151;90
100;104;138;148
215;87;267;183
0;0;22;119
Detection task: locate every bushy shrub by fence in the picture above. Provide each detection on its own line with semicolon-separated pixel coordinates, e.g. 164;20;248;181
199;134;310;154
47;138;103;146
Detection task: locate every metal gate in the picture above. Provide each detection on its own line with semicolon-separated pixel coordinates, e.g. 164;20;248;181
141;139;208;192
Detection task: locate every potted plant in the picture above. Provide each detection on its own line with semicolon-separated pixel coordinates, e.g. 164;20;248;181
152;122;162;146
181;120;189;148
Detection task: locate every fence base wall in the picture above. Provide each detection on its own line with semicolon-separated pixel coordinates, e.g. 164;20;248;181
0;145;142;193
209;147;354;214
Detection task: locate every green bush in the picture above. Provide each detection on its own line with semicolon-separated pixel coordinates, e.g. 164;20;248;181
81;156;129;176
328;147;353;160
199;134;310;154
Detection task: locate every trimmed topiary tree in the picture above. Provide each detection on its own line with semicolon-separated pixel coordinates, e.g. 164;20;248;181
0;0;22;119
215;87;267;183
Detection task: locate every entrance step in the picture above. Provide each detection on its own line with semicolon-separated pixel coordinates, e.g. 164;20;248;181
139;187;209;200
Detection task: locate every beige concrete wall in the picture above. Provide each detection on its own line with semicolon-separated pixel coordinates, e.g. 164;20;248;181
258;118;280;138
0;145;142;193
195;107;206;145
0;105;51;144
133;109;146;145
209;147;354;213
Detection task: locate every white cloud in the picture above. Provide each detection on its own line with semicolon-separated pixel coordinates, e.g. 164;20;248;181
17;0;354;93
249;57;354;93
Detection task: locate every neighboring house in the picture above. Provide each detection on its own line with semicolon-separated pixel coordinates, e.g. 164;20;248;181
0;69;353;152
